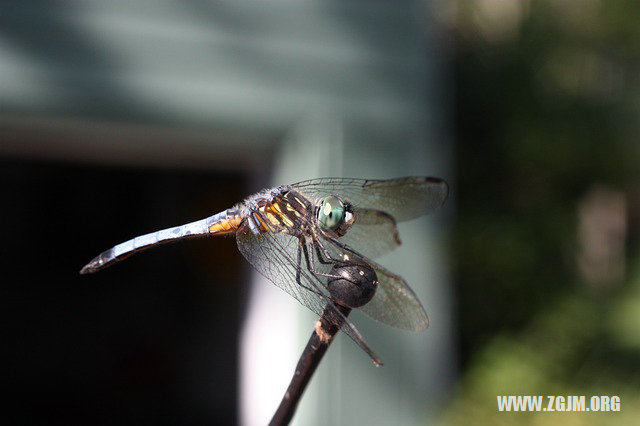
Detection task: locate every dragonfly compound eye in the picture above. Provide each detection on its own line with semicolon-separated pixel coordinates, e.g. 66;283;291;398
327;263;378;308
317;196;346;230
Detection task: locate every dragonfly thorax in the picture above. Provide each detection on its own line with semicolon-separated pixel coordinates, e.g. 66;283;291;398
243;187;316;237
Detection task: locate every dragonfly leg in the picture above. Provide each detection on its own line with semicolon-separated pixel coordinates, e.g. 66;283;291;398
313;235;354;265
315;236;338;263
249;208;323;297
292;238;325;296
319;234;370;264
312;241;334;265
302;242;341;280
313;242;348;267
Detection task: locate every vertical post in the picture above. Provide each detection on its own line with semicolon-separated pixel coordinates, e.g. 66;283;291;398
269;304;351;426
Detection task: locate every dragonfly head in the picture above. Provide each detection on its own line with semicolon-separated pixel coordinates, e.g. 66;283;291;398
316;195;355;237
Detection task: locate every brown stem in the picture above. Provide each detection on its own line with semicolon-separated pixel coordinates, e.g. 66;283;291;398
269;303;351;426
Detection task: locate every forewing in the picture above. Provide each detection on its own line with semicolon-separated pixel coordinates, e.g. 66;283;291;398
340;208;401;258
292;176;449;222
236;224;329;315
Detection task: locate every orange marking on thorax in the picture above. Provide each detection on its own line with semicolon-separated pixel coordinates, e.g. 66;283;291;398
269;201;294;227
265;211;281;226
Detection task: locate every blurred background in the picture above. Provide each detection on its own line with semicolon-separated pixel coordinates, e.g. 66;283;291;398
1;1;638;426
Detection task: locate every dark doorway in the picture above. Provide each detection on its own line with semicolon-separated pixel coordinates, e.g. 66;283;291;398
3;159;248;426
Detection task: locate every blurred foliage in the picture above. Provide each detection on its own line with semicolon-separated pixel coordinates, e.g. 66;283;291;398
441;0;640;424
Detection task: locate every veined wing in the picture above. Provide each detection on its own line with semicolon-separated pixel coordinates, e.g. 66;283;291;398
339;208;401;259
235;215;383;365
359;261;429;331
292;176;449;222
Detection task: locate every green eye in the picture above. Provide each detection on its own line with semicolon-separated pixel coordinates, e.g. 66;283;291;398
318;196;345;230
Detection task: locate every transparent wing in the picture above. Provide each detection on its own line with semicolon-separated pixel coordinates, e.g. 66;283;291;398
235;217;383;364
320;235;429;331
340;208;401;259
236;225;327;313
359;261;429;331
292;176;449;222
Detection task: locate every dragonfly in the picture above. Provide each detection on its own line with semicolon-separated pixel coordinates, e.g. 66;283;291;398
80;176;449;365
